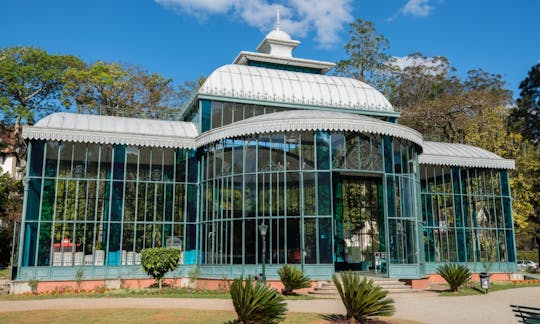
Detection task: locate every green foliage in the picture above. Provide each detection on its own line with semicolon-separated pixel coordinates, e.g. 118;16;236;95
335;19;396;95
140;247;181;289
28;278;39;295
510;63;540;143
277;264;311;295
0;172;23;266
436;264;471;292
188;265;200;284
0;46;83;125
62;61;180;119
229;276;287;324
332;272;395;322
75;269;84;292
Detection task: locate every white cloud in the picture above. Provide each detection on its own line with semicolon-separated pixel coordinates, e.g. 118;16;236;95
401;0;434;17
393;54;449;75
154;0;353;47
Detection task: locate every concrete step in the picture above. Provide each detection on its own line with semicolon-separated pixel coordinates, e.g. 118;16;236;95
308;275;413;297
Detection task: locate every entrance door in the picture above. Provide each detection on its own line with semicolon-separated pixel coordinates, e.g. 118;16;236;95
334;174;387;275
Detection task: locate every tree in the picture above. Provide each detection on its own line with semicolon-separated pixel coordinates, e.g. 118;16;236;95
0;172;23;266
510;63;540;143
395;55;511;143
0;47;83;156
140;247;181;289
506;63;540;261
177;76;206;109
62;62;180;119
335;18;395;93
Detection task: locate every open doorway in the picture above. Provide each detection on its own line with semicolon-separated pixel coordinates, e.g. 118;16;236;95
334;174;387;276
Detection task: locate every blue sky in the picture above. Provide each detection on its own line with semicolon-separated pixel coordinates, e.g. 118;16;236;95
1;0;539;99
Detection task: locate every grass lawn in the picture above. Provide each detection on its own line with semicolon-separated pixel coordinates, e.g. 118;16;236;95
0;287;317;301
0;308;328;324
0;267;10;280
0;309;421;324
439;281;540;296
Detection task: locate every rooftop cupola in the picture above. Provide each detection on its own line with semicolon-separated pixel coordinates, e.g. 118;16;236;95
232;9;335;74
255;10;300;58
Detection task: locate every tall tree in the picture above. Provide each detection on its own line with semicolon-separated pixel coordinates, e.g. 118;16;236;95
0;47;83;155
62;62;180;119
510;63;540;143
335;19;395;93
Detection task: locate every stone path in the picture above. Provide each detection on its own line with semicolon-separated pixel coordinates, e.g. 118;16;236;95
0;287;538;323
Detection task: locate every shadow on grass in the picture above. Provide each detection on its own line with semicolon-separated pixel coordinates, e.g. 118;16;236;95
319;314;390;323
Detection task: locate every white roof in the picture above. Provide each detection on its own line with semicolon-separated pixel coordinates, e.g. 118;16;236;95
199;64;395;114
198;110;422;148
24;113;198;148
419;141;515;169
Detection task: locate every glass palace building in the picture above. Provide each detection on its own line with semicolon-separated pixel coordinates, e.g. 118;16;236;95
15;27;516;281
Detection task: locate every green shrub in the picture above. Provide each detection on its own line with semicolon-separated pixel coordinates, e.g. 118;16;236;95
75;268;84;292
436;263;471;292
28;278;39;295
140;247;181;289
230;276;287;324
333;272;395;322
277;264;311;295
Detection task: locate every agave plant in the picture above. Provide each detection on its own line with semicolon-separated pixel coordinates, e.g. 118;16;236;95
277;264;311;295
333;272;395;322
230;276;287;324
436;263;471;292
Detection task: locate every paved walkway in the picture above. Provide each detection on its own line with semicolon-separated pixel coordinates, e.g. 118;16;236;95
0;287;538;323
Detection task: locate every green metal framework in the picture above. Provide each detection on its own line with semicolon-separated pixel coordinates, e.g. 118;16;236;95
15;97;517;281
420;165;517;273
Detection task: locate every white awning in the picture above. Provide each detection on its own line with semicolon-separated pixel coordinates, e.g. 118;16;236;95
23;113;198;149
198;110;423;148
419;141;515;169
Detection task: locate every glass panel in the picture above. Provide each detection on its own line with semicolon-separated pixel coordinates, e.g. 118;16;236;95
45;141;59;177
222;102;233;126
319;218;332;263
29;141;45;177
211;101;222;128
286;172;300;216
286;218;300;264
245;219;255;264
303;172;316;215
304;218;316;264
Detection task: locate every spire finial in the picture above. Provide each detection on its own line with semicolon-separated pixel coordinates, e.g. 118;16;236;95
276;7;280;31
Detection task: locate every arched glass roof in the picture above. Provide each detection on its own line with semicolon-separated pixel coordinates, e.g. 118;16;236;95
198;110;422;148
199;65;395;114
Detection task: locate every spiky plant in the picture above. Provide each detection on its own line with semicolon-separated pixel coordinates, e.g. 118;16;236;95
277;264;311;295
436;263;471;292
333;272;395;322
230;276;287;324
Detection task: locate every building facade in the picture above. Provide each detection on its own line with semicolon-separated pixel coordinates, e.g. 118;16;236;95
14;27;516;281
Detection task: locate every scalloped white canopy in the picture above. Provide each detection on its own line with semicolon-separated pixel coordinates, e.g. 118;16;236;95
199;64;395;114
24;113;198;148
24;112;515;170
198;110;422;148
419;141;515;169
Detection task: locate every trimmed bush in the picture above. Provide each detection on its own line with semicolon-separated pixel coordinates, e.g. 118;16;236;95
333;272;395;322
230;276;287;324
277;264;311;295
436;263;471;292
140;247;181;289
